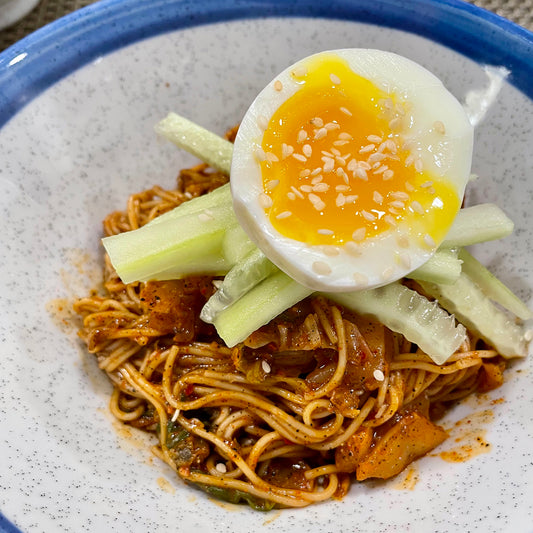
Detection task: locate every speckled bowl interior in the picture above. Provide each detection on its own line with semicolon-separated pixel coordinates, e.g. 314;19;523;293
0;1;532;532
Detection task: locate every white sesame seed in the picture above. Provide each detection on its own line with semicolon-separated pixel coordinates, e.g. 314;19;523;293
338;132;352;141
311;117;324;127
308;193;321;204
525;329;533;342
355;168;368;180
373;191;384;204
300;185;313;193
323;246;340;257
329;148;340;157
389;200;405;209
373;164;388;175
274;79;283;91
330;73;341;85
266;179;280;191
287;192;296;201
386;139;398;152
321;150;334;158
362;210;376;221
314;127;328;140
171;409;180;422
389;207;401;215
257;115;269;130
405;181;414;191
254;147;266;161
345;195;358;203
184;192;193;199
424;234;436;248
258;193;273;208
313;200;326;211
313;182;329;192
359;144;375;154
345;242;362;256
421;180;433;188
311;175;323;184
381;267;394;281
358;161;371;171
297;129;308;143
382;97;393;110
333;140;349;146
335;184;350;192
199;214;213;223
389;117;403;130
352;228;366;241
405;154;415;166
399;252;411;268
428;187;436;195
372;161;381;169
414;159;424;172
281;143;294;159
340;106;352;116
261;360;271;373
411;200;424;214
302;144;313;157
276;211;292;219
347;158;358;172
265;152;279;162
391;191;410;201
293;153;307;162
367;134;382;144
299;169;311;177
397;234;409;248
373;369;385;381
368;152;387;163
291;186;304;199
323;157;335;173
384;214;397;227
324;122;340;131
292;65;307;77
336;193;345;207
353;272;368;285
318;228;334;235
433;120;446;134
216;462;227;473
311;167;322;176
312;261;332;275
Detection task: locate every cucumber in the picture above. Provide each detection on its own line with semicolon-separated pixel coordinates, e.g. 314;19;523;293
213;270;313;347
458;249;532;320
222;224;257;265
326;282;466;365
155;113;234;175
442;204;513;247
418;274;528;358
103;201;238;283
201;249;279;323
408;249;462;285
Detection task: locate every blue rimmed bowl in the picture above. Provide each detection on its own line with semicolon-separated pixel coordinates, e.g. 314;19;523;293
1;1;532;532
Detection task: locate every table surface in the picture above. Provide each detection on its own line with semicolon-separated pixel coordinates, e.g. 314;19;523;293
0;0;532;52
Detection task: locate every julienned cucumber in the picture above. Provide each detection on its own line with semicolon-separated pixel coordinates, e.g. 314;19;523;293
407;249;461;284
212;270;313;347
201;248;279;323
418;274;528;358
326;283;467;365
458;249;532;320
442;204;513;247
103;200;238;283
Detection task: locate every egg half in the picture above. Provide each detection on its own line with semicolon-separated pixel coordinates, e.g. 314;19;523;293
230;49;474;291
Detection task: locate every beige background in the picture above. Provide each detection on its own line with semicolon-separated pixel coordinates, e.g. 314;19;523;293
0;0;532;52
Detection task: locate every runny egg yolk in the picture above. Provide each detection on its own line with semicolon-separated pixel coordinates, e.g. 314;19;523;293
259;54;460;247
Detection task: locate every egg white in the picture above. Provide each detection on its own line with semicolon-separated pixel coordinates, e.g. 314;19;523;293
231;49;474;292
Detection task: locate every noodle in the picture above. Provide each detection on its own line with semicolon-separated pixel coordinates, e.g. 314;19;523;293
74;163;508;510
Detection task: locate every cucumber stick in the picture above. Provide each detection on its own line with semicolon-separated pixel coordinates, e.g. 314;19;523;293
213;270;313;347
458;249;532;320
418;274;528;358
408;249;462;284
201;249;279;323
155;113;234;175
103;201;237;283
442;204;513;247
327;282;467;365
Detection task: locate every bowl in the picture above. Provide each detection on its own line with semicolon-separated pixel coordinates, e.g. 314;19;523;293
1;1;532;532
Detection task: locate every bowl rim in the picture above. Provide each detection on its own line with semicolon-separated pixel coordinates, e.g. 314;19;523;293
0;0;532;129
1;1;532;532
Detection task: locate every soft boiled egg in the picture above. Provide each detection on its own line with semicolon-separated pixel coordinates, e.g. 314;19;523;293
230;49;474;292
